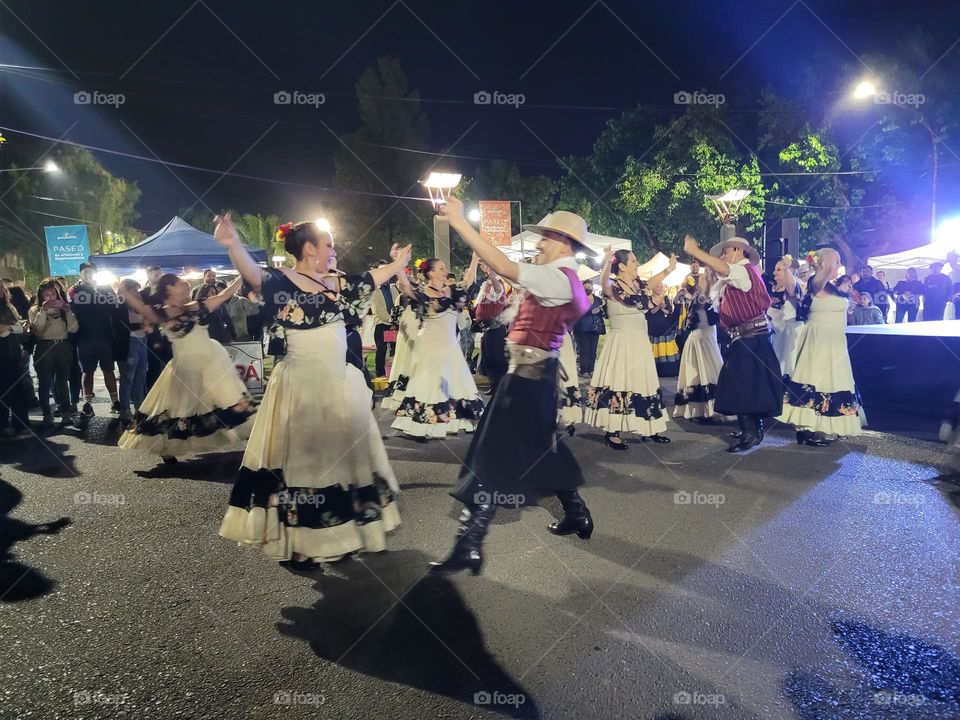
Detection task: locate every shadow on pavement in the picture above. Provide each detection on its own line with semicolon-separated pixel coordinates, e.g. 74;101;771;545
134;451;243;482
783;620;960;719
0;435;78;478
277;549;539;718
0;478;70;602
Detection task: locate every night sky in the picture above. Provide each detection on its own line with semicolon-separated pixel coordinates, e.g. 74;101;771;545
1;0;954;232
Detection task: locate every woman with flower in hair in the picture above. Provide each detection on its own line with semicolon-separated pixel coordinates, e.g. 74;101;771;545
392;254;483;440
117;273;254;463
777;247;864;446
215;216;412;570
585;247;675;450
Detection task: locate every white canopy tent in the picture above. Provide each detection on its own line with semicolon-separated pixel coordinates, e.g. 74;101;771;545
637;252;691;287
503;229;632;261
868;236;957;271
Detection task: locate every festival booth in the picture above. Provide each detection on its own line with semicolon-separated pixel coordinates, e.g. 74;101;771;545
89;216;268;275
89;217;270;397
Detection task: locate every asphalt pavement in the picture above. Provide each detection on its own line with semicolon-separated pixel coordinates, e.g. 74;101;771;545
1;383;958;720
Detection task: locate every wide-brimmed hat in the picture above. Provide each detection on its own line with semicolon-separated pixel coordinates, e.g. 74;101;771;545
709;237;760;265
523;211;591;254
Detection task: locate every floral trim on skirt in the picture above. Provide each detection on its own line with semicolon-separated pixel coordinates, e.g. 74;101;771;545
127;402;254;439
675;383;716;406
394;396;484;436
219;467;400;562
783;377;861;417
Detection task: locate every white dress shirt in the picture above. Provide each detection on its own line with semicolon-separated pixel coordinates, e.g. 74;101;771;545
515;256;578;307
709;259;752;305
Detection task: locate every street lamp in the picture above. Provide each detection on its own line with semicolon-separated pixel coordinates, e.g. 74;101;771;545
314;217;332;234
0;160;61;174
852;78;939;240
421;172;461;267
706;189;751;241
468;208;481;223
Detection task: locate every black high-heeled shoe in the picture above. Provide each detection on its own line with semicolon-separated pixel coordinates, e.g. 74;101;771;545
604;432;628;450
429;505;496;576
796;430;834;447
648;434;670;444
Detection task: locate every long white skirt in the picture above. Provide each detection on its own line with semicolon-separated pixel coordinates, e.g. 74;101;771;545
219;322;399;562
381;306;419;411
392;311;483;438
118;326;253;456
673;325;730;420
558;332;583;425
585;312;668;436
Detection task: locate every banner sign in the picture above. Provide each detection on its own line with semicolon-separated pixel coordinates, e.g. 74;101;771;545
479;201;512;246
224;341;265;396
44;225;90;277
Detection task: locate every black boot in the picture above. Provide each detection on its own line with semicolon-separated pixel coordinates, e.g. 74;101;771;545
728;416;761;452
729;415;747;439
796;429;834;447
548;490;594;539
755;416;766;442
429;504;496;576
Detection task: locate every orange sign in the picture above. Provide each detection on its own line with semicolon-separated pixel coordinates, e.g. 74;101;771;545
479;201;512;246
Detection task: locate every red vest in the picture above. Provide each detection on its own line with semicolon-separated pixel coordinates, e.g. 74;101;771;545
718;262;772;330
508;267;591;350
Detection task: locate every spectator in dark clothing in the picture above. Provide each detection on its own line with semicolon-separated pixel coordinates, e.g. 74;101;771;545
853;265;887;323
142;265;172;391
69;263;119;416
572;280;604;377
0;283;29;436
191;269;235;344
3;281;38;409
894;268;923;323
113;279;148;423
922;262;953;322
873;270;892;322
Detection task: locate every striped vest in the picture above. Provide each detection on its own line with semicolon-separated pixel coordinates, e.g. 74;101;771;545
508;267;591;351
718;263;771;330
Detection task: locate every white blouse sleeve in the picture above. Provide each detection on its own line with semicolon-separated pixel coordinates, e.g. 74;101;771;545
515;264;573;308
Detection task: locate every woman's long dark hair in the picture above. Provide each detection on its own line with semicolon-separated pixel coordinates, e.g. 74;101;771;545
36;277;68;305
155;273;183;302
0;285;18;325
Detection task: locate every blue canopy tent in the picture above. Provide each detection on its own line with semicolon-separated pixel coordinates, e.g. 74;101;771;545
89;216;267;274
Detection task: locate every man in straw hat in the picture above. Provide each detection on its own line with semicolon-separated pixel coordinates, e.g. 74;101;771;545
429;197;595;576
682;234;783;451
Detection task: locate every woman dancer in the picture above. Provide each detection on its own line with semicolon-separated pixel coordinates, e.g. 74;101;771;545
117;274;254;464
585;248;674;450
768;255;804;378
216;216;410;569
646;284;682;377
778;248;863;446
673;272;727;421
381;269;420;411
392;255;483;439
558;331;583;432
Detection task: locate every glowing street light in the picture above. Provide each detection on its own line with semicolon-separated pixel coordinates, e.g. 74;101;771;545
853;80;876;100
314;217;332;234
421;172;461;209
467;208;481;223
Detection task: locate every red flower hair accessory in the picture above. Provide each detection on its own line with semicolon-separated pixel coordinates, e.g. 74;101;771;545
275;222;294;242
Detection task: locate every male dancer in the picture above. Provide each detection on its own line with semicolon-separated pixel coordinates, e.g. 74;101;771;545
430;198;594;575
683;234;782;451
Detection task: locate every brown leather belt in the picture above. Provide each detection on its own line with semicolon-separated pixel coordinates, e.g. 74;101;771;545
726;316;772;342
506;342;559;380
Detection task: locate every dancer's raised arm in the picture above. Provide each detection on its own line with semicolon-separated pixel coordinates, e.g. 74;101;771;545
213;213;264;291
683;235;729;276
368;243;412;287
646;254;678;291
200;276;243;313
440;197;519;282
461;251;480;287
599;246;616;299
118;283;164;326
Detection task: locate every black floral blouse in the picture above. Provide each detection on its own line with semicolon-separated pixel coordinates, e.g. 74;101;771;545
610;277;652;312
161;303;212;339
258;268;374;329
410;283;477;321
